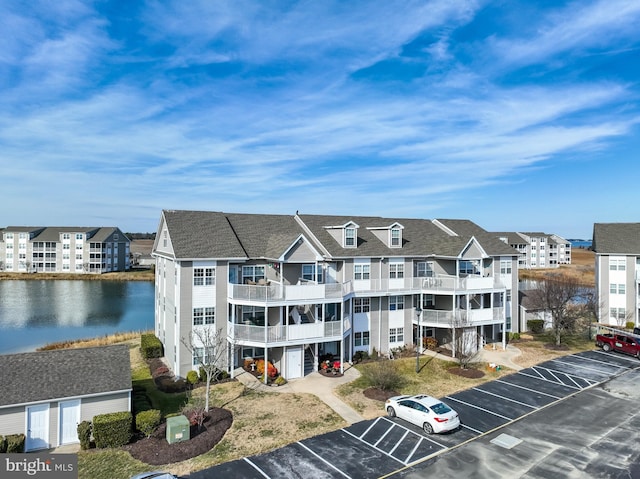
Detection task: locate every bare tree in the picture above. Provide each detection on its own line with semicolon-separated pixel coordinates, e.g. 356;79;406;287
528;274;585;346
183;325;232;412
450;313;482;369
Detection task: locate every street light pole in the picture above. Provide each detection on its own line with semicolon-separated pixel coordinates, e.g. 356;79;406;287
415;306;422;373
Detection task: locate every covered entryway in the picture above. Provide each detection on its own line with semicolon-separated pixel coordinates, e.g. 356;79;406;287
286;346;303;379
59;399;80;445
26;403;49;451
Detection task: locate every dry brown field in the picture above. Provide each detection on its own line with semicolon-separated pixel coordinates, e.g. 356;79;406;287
519;247;594;287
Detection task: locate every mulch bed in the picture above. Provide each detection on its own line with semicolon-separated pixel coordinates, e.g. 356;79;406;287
363;387;399;402
318;369;344;378
447;367;485;378
123;408;233;465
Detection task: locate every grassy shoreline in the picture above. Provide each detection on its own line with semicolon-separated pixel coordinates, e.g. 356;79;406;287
0;269;154;282
36;330;153;351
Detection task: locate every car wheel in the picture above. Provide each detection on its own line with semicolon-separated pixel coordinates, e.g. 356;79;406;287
603;344;611;352
387;406;396;418
423;422;434;434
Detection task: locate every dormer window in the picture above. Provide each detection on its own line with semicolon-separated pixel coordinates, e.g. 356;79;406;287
391;228;401;247
345;227;356;248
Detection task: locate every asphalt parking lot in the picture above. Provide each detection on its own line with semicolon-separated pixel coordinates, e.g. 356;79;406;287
189;349;640;479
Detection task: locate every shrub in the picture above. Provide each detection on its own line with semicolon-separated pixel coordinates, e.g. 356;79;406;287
423;337;438;351
371;347;379;360
136;409;162;438
527;319;545;334
361;360;405;391
151;366;170;379
274;376;287;386
140;334;163;359
254;359;278;378
133;398;152;414
6;434;25;453
77;421;92;450
0;435;6;453
155;376;187;393
199;366;207;382
626;321;635;331
352;350;370;363
509;332;521;341
186;370;199;384
93;412;132;448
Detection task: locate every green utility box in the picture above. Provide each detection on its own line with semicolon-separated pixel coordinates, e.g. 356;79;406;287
166;415;190;444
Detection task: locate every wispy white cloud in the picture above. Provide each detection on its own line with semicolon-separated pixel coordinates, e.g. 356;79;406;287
0;0;638;236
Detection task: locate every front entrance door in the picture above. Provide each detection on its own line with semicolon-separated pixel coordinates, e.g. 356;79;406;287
286;346;302;379
59;400;81;445
26;404;49;451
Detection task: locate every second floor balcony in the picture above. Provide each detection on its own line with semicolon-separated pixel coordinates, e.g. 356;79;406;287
416;307;505;327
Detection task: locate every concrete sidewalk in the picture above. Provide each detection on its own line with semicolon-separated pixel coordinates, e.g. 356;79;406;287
234;367;365;424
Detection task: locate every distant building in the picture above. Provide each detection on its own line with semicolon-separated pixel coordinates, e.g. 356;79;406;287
152;210;519;380
592;223;640;327
494;232;571;269
0;226;130;274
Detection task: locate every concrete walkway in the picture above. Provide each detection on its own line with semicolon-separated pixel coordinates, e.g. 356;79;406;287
478;344;524;371
234;367;365;424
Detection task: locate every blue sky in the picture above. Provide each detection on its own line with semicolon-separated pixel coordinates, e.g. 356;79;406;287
2;1;639;239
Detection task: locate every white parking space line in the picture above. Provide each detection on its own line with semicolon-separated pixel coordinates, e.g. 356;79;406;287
374;422;396;447
533;366;565;384
570;353;634;369
297;441;352;479
444;396;514;421
472;387;538;409
593;350;640;363
532;365;596;386
380;417;447;449
517;370;580;389
342;427;407;466
388;429;410;456
461;423;483;435
244;457;271;478
359;418;381;439
405;437;425;464
553;356;628;374
495;379;562;399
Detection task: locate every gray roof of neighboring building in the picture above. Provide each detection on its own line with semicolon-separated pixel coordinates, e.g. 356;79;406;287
3;226;129;243
0;345;131;407
493;232;529;245
162;210;518;260
592;223;640;254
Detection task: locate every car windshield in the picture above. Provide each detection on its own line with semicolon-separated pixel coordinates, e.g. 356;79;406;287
430;402;452;415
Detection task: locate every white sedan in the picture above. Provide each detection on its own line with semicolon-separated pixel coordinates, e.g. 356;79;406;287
385;394;461;434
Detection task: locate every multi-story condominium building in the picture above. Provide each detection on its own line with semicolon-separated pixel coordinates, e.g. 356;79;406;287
152;210;519;381
592;223;640;327
495;232;571;269
0;226;130;274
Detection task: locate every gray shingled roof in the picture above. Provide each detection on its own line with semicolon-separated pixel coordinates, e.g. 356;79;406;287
162;210;519;260
4;226;129;243
592;223;640;254
493;231;528;245
0;345;131;407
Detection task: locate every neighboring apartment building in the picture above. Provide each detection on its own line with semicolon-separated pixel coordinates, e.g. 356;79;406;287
152;210;519;381
495;232;571;269
0;226;130;274
592;223;640;327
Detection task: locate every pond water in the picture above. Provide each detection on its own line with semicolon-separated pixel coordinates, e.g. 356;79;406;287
0;280;155;353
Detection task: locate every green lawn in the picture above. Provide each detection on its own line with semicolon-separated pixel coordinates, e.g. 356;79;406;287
131;362;187;416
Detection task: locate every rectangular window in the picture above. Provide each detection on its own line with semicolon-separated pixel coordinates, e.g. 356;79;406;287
194;267;215;286
355;331;370;347
75;233;83;240
391;228;401;247
389;327;404;343
193;347;204;366
389;295;404;311
354;298;370;313
415;261;434;277
242;265;265;283
619;284;625;294
354;264;370;280
500;260;512;274
610;283;617;294
389;263;404;279
459;260;478;275
610;258;626;271
193;308;204;325
345;227;356;247
422;294;434;308
302;264;322;282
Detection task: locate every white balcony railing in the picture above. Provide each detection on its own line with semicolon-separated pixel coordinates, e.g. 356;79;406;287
418;307;504;327
228;275;503;303
229;320;346;344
